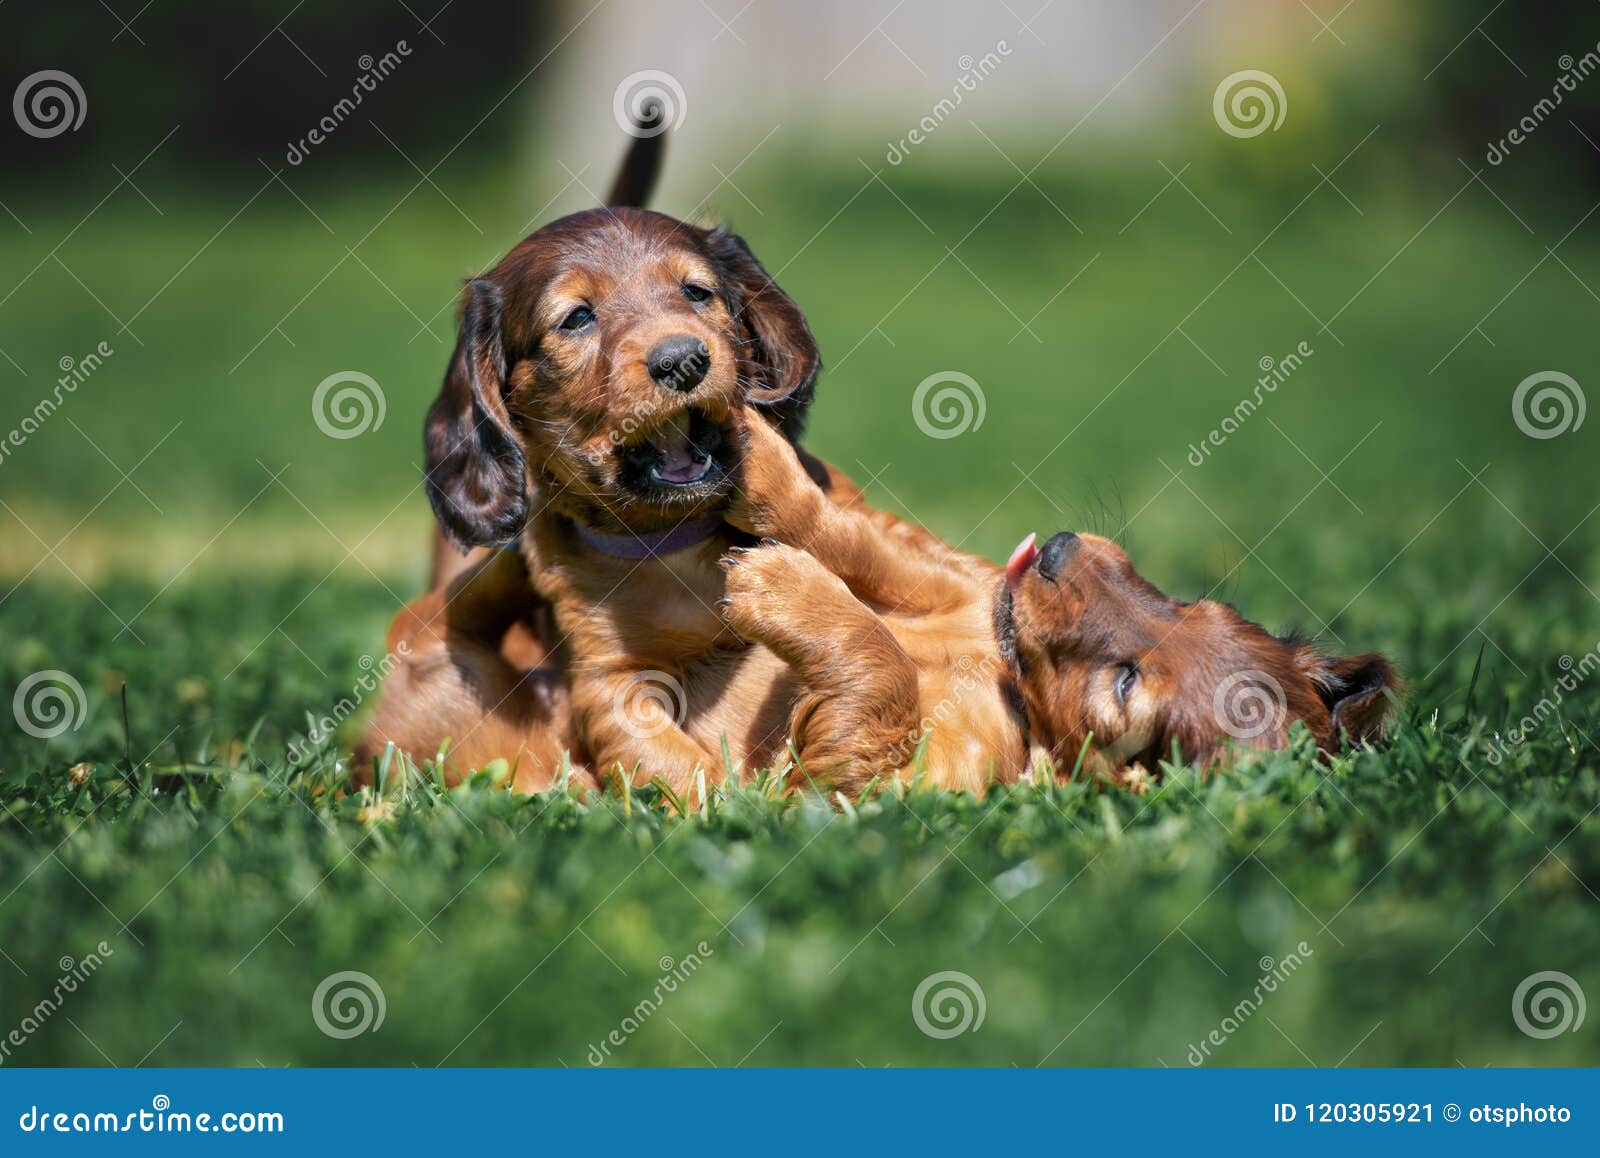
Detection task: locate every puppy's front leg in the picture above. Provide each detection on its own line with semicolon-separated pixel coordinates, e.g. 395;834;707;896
731;415;968;614
719;543;921;795
571;663;724;803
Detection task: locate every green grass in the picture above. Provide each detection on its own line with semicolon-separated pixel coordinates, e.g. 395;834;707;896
1;569;1597;1066
2;153;1599;1065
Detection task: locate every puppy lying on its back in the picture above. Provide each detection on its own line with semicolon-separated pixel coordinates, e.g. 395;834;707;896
715;415;1399;790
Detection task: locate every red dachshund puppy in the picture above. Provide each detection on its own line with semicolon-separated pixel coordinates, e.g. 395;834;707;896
712;414;1400;792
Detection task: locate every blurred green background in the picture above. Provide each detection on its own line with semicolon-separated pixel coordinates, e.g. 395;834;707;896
1;0;1598;1067
1;1;1597;606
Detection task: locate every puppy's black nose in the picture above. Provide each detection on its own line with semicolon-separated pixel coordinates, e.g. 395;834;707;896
1036;531;1079;582
647;335;710;392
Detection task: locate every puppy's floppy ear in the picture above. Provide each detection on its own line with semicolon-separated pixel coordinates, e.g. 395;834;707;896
1312;652;1400;745
705;227;820;440
424;278;529;548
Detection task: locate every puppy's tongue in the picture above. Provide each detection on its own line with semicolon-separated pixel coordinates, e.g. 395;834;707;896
1005;533;1038;591
650;413;709;484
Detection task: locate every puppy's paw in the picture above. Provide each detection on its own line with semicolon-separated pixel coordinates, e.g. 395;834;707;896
717;543;831;640
720;541;809;603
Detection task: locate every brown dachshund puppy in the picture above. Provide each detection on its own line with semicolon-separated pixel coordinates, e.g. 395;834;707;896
358;126;868;790
716;415;1400;792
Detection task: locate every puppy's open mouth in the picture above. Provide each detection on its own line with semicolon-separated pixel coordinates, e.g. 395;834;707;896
618;408;732;501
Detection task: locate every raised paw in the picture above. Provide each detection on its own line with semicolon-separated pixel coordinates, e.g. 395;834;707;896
716;542;844;646
720;541;816;606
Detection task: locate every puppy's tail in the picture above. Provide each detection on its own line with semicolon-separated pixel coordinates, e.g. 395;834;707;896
606;100;667;208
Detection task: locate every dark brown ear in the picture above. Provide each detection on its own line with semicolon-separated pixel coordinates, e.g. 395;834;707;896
704;227;820;440
1314;652;1400;745
424;278;529;549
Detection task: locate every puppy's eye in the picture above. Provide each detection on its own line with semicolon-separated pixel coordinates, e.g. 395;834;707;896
681;283;712;303
558;305;595;331
1113;663;1139;706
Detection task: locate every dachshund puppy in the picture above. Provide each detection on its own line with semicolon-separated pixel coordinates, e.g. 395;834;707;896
719;415;1400;792
358;125;858;789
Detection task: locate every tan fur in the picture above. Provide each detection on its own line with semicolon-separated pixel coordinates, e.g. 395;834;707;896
355;549;589;792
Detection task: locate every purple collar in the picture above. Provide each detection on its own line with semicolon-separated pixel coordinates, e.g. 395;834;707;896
573;513;725;560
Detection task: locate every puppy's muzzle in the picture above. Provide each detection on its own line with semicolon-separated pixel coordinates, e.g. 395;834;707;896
1036;531;1079;583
